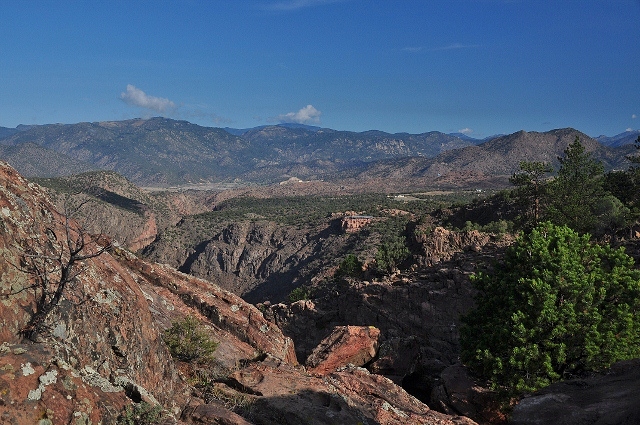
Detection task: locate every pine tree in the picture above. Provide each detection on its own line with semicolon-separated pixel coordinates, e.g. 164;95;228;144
546;137;605;233
460;222;640;396
509;161;553;228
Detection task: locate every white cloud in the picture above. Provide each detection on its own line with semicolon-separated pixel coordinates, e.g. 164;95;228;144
627;128;634;132
458;128;473;135
277;105;321;124
120;85;176;113
434;43;480;51
633;114;637;119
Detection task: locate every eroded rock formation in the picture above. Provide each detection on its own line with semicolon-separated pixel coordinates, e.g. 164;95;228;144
0;160;478;424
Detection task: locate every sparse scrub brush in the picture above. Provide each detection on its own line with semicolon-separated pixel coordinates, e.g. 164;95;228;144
163;315;218;363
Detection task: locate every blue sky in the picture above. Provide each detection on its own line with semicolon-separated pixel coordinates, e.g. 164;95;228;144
1;0;639;137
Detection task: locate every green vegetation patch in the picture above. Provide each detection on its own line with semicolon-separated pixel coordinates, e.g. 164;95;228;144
460;222;640;397
163;315;218;363
116;402;164;425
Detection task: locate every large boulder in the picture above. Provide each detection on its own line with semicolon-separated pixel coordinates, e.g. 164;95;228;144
305;325;380;375
430;363;505;424
369;336;421;384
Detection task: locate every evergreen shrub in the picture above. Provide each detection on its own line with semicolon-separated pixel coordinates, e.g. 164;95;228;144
460;222;640;395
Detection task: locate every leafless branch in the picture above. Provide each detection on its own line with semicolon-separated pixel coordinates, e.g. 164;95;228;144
16;194;111;341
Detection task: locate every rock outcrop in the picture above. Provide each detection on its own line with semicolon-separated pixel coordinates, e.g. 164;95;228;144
0;161;184;422
412;226;509;266
510;359;640;425
341;214;374;232
227;358;477;425
114;250;298;366
262;229;512;422
0;160;478;424
305;325;380;375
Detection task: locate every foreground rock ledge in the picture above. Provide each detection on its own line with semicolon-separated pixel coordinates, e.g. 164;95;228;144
228;358;477;425
510;359;640;425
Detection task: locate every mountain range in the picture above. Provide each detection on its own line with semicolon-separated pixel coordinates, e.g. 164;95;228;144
595;130;640;148
0;117;637;187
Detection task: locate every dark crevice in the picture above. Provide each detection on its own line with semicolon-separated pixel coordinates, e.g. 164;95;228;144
178;239;211;273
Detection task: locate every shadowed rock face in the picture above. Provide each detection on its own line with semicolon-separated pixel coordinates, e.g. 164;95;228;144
510;359;640;425
261;227;514;422
0;161;479;425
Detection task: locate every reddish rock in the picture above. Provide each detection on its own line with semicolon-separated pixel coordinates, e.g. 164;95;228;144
341;215;374;232
328;366;478;425
230;357;477;425
0;161;188;422
305;325;380;375
0;343;129;424
115;251;298;365
128;210;159;251
414;227;493;266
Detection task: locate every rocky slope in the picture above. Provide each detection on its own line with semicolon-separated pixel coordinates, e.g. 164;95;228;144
0;141;97;177
0;161;185;422
34;170;218;252
0;160;478;424
262;226;512;423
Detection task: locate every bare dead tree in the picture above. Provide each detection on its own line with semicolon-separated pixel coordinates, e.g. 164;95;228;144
14;197;111;341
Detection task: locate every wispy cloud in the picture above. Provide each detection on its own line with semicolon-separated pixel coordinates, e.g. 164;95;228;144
458;128;473;135
402;46;425;53
633;114;637;119
436;43;480;51
275;105;321;124
403;43;480;53
261;0;346;11
119;86;233;124
120;85;176;113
